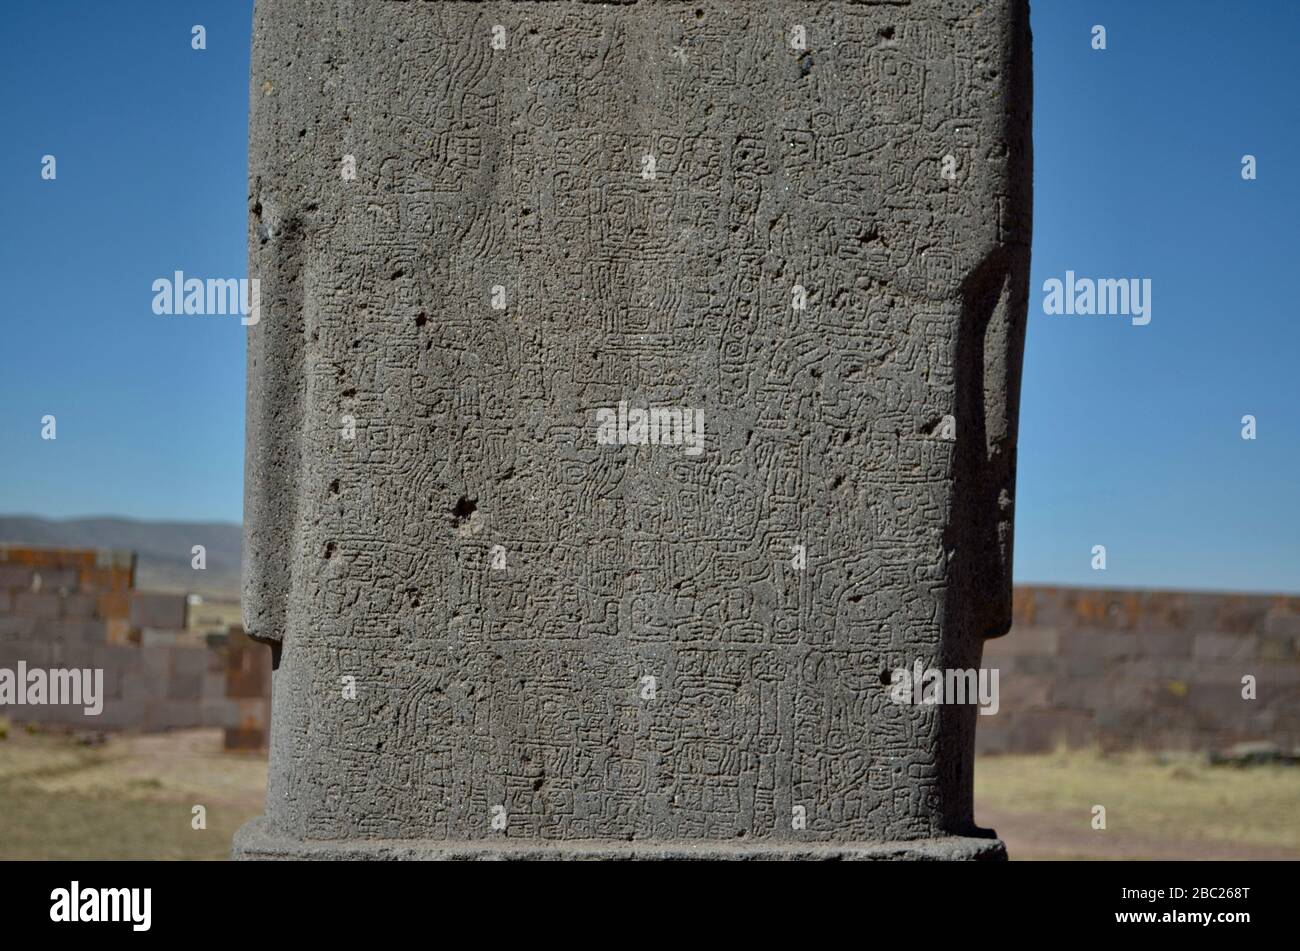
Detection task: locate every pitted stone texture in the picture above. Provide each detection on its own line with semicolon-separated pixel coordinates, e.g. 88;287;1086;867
234;816;1006;861
241;0;1032;856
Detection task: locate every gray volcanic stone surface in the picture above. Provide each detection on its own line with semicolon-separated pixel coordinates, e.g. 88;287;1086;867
240;0;1031;856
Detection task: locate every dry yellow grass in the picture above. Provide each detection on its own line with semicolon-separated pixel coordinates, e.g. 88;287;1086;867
0;722;264;860
975;746;1300;860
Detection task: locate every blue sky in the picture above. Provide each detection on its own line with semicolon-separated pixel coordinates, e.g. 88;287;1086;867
1;1;1296;593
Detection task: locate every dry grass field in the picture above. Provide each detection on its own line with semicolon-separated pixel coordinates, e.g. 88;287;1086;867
976;747;1300;860
2;722;1297;860
0;723;264;860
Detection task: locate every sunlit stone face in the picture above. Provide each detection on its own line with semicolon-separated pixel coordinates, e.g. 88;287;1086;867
239;0;1031;855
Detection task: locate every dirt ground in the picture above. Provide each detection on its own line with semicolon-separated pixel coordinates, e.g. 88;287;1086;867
1;725;1297;860
976;747;1300;860
0;725;265;860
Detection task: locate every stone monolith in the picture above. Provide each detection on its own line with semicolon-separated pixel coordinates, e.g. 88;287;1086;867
235;0;1032;860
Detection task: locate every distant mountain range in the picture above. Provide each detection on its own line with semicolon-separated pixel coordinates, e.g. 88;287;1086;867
0;515;241;599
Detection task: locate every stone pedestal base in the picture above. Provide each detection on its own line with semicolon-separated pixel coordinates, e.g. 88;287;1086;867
233;817;1005;861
